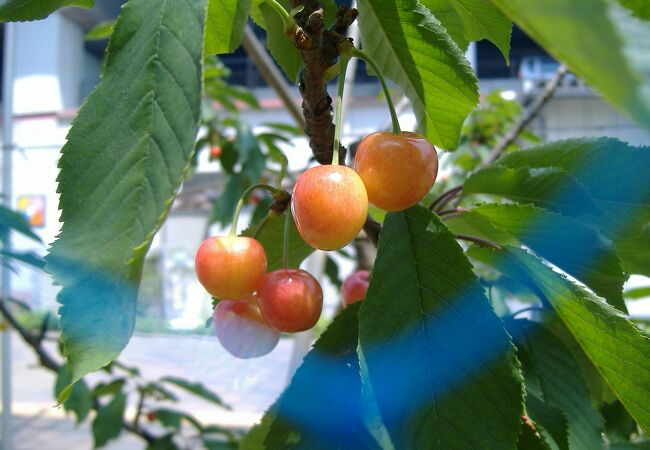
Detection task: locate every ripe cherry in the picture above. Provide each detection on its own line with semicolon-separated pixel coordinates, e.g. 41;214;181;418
291;165;368;250
257;269;323;332
355;131;438;211
342;270;370;305
209;145;222;160
195;236;266;300
214;299;280;358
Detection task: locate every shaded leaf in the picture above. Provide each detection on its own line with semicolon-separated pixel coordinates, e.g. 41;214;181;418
46;0;206;387
358;206;523;449
509;319;604;449
0;0;94;22
470;246;650;432
241;303;377;449
518;418;551;450
451;203;627;312
356;0;478;150
465;138;650;276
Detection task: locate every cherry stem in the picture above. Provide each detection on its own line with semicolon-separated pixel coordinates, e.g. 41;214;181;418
282;209;291;268
349;47;401;135
331;53;351;166
264;0;296;35
229;184;281;237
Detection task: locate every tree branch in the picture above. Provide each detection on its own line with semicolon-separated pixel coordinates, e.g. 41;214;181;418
291;1;358;164
241;25;305;131
0;298;155;444
478;64;568;169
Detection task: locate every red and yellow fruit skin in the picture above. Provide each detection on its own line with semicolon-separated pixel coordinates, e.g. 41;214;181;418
355;131;439;211
257;269;323;333
195;236;266;300
291;165;368;250
214;300;280;359
342;270;370;305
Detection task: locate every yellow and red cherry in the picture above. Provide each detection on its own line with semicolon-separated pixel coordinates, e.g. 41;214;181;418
291;165;368;250
214;299;280;359
355;131;438;211
195;236;266;300
257;269;323;333
342;270;370;305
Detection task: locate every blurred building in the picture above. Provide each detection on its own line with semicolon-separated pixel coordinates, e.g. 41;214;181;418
1;0;649;323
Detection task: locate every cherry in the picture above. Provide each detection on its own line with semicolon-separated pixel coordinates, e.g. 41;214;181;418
257;269;323;332
342;270;370;305
195;236;266;299
214;299;280;359
355;131;438;211
209;145;222;160
291;165;368;250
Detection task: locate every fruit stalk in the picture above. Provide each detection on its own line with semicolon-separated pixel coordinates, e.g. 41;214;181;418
331;53;351;166
348;47;401;135
282;209;291;268
229;184;282;237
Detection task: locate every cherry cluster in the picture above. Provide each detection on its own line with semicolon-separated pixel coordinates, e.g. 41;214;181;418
194;129;438;359
195;235;323;358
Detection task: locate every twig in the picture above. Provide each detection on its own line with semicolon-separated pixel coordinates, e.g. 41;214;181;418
132;388;146;431
0;298;155;443
428;185;463;211
0;298;59;372
479;65;567;169
241;26;305;131
455;234;503;250
362;217;381;248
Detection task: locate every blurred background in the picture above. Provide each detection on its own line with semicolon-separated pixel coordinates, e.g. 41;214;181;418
1;0;649;448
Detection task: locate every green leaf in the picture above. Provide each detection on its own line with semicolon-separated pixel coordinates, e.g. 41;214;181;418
154;408;203;431
92;379;126;398
241;303;377;449
147;434;179;450
356;0;478;150
160;376;229;408
470;246;650;433
85;20;115;41
525;392;568;450
92;391;126;448
204;0;251;55
450;203;627;312
0;0;94;22
358;206;523;449
0;205;41;242
241;211;314;271
625;286;650;300
1;250;45;270
491;0;650;131
509;319;604;449
465;138;650;276
517;418;551;450
420;0;468;50
45;0;206;386
54;365;93;423
618;0;650;20
255;0;302;82
421;0;512;62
